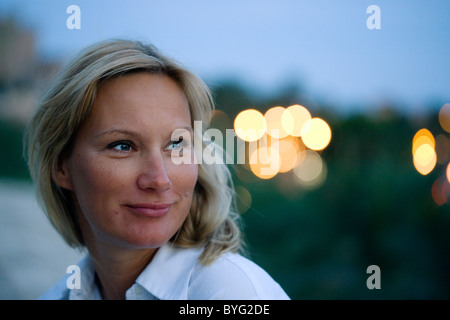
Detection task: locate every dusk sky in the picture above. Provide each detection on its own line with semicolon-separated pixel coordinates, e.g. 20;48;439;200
2;0;449;114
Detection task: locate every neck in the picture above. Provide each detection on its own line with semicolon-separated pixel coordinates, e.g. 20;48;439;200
74;205;159;300
86;239;158;300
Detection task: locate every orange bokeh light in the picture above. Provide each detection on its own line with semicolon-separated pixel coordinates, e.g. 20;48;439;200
439;103;450;133
234;109;266;142
432;178;449;206
282;104;311;137
265;106;290;139
412;128;437;175
412;128;435;155
277;136;305;173
301;118;332;151
234;104;332;183
413;144;437;175
293;150;326;187
249;145;280;179
447;162;450;184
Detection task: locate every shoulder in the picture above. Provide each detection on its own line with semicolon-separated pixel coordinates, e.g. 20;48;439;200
187;251;290;300
37;254;91;300
38;275;70;300
144;245;289;299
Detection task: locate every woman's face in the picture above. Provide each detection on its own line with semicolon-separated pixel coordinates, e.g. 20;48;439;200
55;72;198;250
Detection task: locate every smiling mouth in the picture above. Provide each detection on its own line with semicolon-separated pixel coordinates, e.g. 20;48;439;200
124;203;172;218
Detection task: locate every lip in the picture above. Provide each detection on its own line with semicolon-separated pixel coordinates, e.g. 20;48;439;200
124;203;172;218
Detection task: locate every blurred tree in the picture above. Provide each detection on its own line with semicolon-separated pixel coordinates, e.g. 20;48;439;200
0;119;29;180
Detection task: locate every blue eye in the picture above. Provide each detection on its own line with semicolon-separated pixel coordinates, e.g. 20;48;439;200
114;144;131;151
167;138;184;150
108;140;133;152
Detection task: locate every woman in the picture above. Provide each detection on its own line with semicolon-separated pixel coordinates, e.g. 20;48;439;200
25;39;289;300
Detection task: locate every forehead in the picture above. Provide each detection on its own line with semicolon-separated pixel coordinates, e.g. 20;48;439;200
85;72;192;132
96;72;188;111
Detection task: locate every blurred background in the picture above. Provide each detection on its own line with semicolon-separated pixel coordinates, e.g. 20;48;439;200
1;0;449;299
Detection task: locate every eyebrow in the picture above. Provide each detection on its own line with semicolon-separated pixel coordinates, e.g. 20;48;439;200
94;127;193;139
94;128;140;139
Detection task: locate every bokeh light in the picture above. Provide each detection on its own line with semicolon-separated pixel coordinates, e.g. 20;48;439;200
439;103;450;133
277;136;305;173
301;118;332;151
432;177;449;206
293;150;327;188
413;119;450;206
233;104;332;183
282;104;311;137
413;144;437;175
412;128;435;155
412;129;437;175
234;109;266;142
249;145;281;179
447;162;450;183
265;106;290;139
435;134;450;165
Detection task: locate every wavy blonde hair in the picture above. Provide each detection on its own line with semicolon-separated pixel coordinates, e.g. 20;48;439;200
25;39;243;265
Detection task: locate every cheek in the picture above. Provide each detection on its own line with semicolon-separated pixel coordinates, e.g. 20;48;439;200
172;163;198;198
68;155;130;209
72;156;106;189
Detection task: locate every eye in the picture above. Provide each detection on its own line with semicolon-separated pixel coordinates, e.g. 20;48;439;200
107;140;134;152
167;137;185;151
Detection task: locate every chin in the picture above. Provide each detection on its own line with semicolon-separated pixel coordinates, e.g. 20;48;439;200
116;229;177;250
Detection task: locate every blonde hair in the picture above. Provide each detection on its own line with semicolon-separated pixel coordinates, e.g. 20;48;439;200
25;39;243;265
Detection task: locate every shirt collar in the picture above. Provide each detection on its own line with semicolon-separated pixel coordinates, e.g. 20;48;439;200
135;243;203;300
69;243;203;300
68;255;102;300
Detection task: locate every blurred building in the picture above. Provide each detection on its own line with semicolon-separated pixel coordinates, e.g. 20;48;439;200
0;17;35;83
0;17;61;125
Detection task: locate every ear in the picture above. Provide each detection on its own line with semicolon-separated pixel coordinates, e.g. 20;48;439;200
52;159;74;191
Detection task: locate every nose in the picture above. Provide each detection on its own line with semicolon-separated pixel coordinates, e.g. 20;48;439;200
137;153;172;192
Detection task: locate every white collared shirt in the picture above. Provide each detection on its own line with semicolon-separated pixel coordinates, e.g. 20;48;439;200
39;243;290;300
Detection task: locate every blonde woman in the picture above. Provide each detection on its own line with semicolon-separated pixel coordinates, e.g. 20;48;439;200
25;39;289;300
